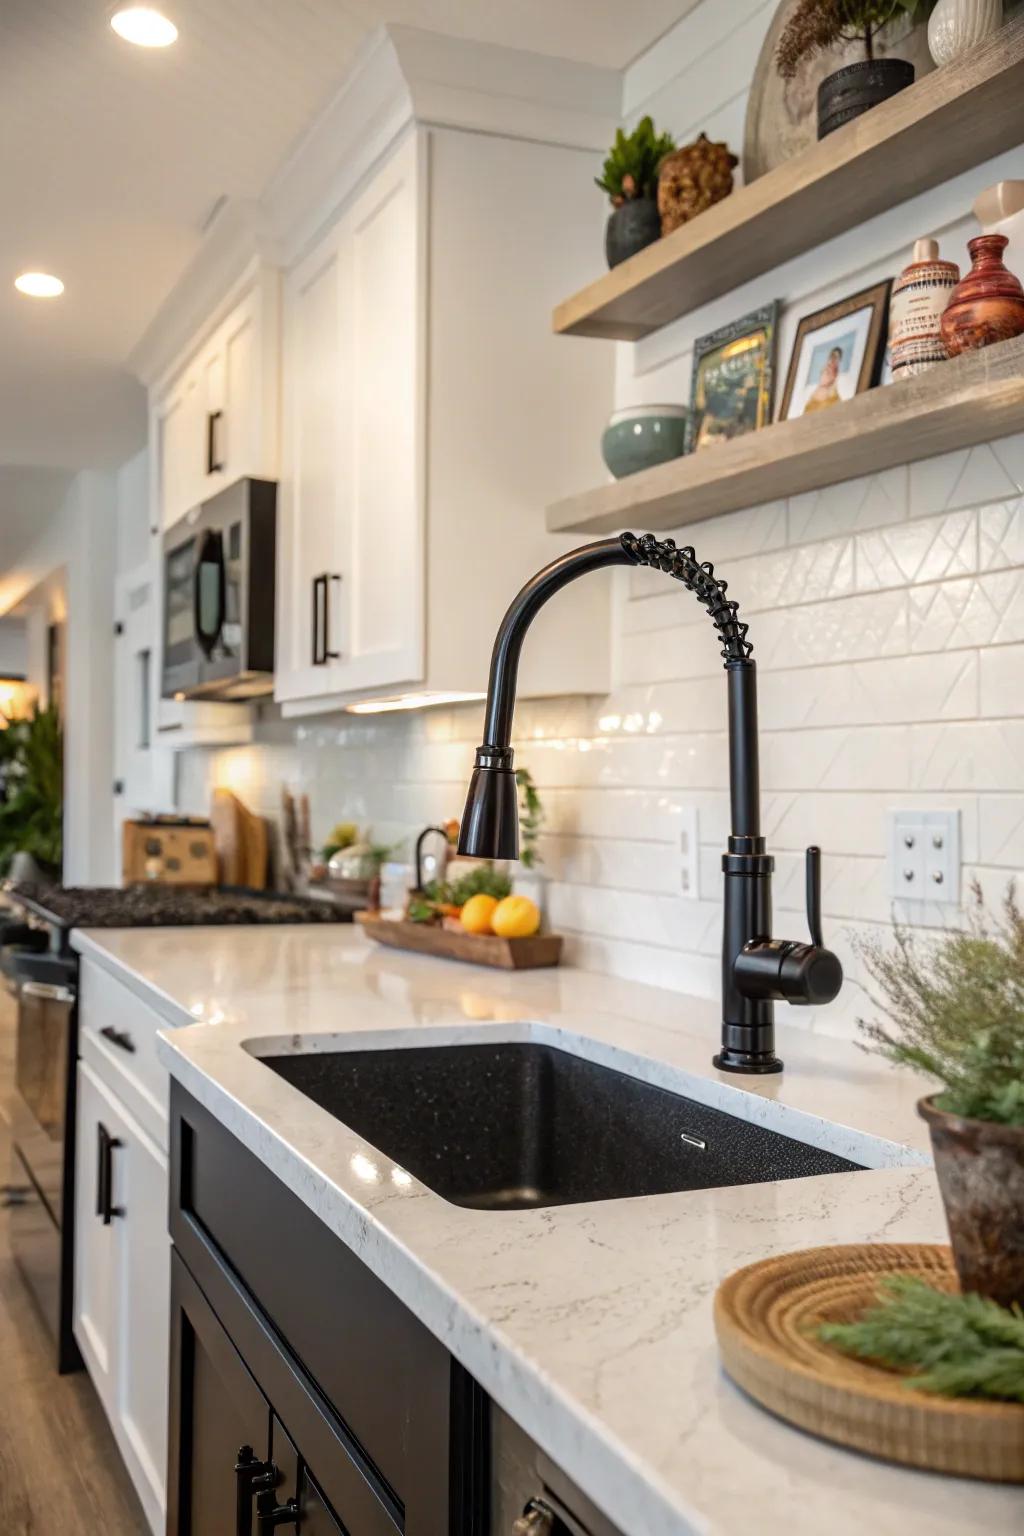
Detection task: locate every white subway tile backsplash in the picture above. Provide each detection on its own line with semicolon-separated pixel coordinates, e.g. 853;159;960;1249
856;509;977;591
788;467;907;543
979;499;1024;572
978;798;1024;868
979;642;1023;716
909;441;1023;518
908;571;1024;652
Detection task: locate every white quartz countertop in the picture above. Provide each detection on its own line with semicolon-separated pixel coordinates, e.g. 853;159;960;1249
73;924;1020;1536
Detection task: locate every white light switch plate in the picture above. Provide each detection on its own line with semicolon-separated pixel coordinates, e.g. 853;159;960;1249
888;809;960;909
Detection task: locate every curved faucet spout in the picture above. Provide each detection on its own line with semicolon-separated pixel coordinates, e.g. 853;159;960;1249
458;531;842;1073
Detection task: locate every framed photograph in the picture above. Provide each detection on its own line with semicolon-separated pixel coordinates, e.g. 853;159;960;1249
688;301;779;452
779;280;892;421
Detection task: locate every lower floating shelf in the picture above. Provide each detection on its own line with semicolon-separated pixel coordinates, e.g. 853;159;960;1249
547;333;1024;536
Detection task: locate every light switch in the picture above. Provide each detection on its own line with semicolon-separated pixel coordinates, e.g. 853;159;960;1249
888;809;960;908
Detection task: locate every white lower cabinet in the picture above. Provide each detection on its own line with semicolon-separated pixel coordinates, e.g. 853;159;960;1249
74;1054;169;1536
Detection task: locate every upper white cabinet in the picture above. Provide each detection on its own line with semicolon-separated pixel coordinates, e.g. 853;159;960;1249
277;134;424;705
275;125;614;714
152;264;280;534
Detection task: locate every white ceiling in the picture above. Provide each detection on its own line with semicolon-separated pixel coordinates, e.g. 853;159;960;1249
0;0;686;477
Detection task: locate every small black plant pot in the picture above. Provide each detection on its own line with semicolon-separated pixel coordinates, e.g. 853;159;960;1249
817;58;915;140
605;197;661;269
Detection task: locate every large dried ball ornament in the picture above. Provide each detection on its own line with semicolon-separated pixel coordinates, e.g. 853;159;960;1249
657;133;739;236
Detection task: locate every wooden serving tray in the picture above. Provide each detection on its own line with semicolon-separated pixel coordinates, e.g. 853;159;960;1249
356;913;563;970
714;1243;1024;1483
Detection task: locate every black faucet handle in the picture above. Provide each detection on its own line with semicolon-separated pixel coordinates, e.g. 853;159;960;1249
805;845;824;948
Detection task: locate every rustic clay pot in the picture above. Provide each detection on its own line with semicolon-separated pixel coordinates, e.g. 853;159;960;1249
919;1095;1024;1307
605;197;661;269
940;233;1024;354
817;58;915;139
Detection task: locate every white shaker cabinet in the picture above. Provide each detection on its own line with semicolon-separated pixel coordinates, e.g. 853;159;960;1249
151;265;279;534
275;126;613;714
74;962;174;1536
276;130;425;704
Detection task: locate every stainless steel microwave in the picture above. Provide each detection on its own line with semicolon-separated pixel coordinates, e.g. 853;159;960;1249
162;478;276;701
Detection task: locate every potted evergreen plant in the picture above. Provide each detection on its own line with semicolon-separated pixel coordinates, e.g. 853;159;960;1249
776;0;936;139
0;702;63;881
857;884;1024;1307
596;116;676;268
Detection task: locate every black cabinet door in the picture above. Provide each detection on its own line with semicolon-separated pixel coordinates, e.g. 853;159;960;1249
298;1468;345;1536
168;1249;273;1536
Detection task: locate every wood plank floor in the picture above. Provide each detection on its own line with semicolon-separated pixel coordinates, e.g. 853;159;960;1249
0;989;148;1535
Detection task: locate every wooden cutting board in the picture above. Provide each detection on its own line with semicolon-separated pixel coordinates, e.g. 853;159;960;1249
210;789;247;886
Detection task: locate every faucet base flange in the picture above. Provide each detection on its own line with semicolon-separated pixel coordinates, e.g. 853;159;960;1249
713;1047;784;1075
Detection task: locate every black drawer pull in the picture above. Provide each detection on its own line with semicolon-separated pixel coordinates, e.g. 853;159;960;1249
236;1449;279;1536
256;1492;298;1533
100;1025;136;1053
96;1122;124;1225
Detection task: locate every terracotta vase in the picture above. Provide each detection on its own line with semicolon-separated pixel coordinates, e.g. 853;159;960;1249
939;233;1024;355
919;1096;1024;1307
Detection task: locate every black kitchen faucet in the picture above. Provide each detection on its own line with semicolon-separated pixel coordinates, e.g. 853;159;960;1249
457;531;843;1074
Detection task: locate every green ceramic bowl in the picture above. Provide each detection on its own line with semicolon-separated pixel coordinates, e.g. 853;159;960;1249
601;405;689;479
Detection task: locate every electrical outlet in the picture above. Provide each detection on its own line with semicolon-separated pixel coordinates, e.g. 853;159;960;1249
679;807;699;899
888;810;960;907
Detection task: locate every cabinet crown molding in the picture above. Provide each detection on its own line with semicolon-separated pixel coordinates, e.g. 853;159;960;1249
130;22;620;377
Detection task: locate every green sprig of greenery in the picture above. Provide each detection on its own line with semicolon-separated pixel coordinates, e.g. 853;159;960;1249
819;1275;1024;1402
407;864;512;923
855;882;1024;1125
595;116;676;204
515;768;545;871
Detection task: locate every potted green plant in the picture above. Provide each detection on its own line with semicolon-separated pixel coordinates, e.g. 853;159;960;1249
776;1;935;140
596;116;676;269
0;702;63;880
857;884;1024;1307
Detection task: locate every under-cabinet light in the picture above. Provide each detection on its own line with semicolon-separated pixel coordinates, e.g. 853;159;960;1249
345;690;484;715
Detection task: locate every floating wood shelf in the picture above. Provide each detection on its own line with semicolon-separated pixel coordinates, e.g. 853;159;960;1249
546;335;1024;535
553;18;1024;341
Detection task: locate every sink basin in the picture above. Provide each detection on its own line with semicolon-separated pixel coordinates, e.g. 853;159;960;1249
259;1041;864;1211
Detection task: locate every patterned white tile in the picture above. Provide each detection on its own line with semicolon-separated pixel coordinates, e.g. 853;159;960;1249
762;725;911;792
909;442;1020;519
754;589;907;671
856;510;977;591
989;431;1024;495
789;466;907;543
908;572;1024;652
910;721;1024;792
759;652;977;729
979;498;1024;572
978;798;1024;868
979;642;1024;716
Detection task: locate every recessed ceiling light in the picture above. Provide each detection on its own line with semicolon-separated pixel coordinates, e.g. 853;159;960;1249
110;7;178;47
14;272;64;299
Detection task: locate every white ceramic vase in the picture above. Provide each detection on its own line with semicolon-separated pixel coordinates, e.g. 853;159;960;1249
928;0;1002;66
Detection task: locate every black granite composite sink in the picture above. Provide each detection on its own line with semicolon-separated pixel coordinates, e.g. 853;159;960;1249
259;1041;865;1211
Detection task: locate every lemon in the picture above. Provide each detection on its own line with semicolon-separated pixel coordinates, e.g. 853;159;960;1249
460;893;499;935
491;894;541;939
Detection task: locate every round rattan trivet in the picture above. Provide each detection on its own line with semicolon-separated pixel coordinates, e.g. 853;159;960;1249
714;1243;1024;1481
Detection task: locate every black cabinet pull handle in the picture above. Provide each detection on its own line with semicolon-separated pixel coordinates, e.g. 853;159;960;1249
256;1492;298;1533
96;1122;123;1225
324;573;341;661
311;574;325;665
235;1448;278;1536
207;410;224;474
100;1025;136;1053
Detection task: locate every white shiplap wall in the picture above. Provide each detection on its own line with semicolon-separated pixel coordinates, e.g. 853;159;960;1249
179;2;1024;1039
